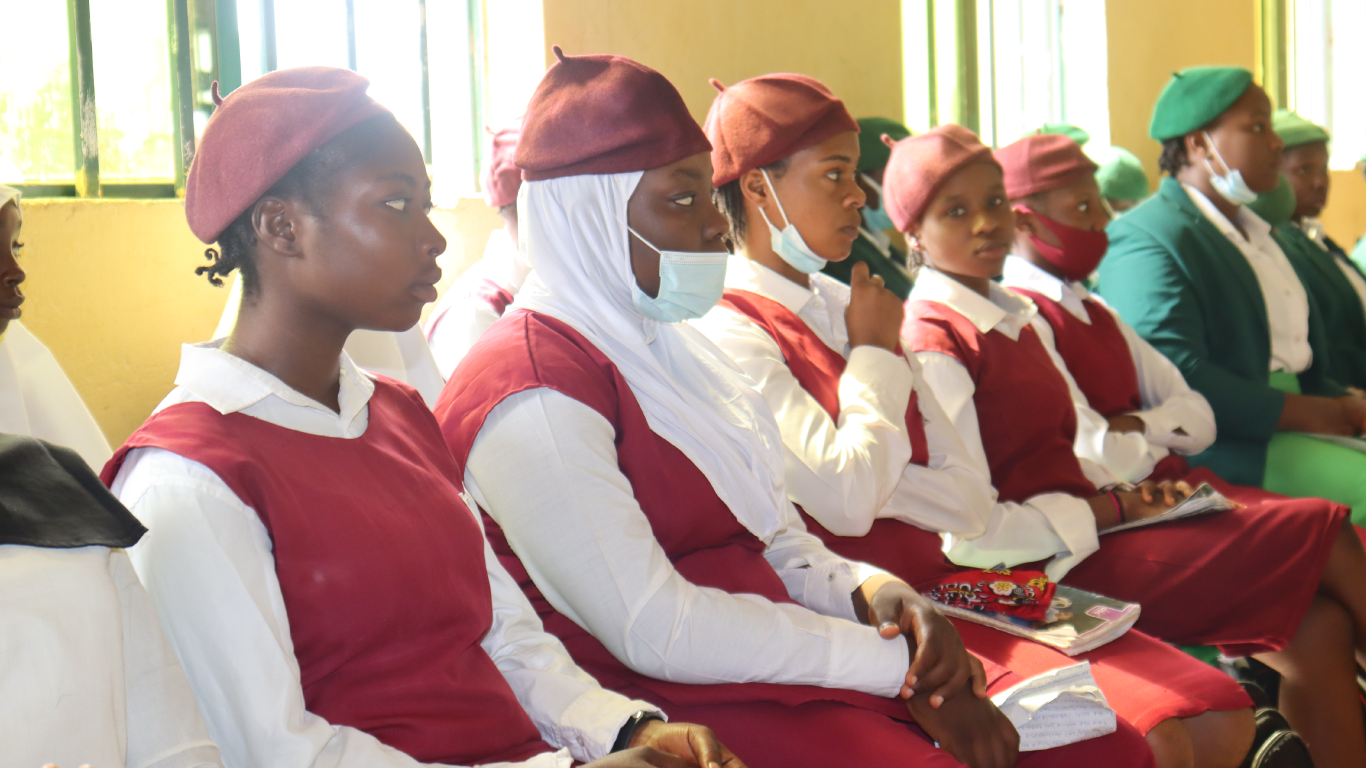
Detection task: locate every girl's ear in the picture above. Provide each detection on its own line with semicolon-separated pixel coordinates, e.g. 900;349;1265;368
738;168;770;207
1183;131;1208;165
252;197;305;258
1012;206;1039;235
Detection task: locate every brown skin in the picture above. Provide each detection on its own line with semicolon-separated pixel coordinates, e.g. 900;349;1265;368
1282;141;1330;221
0;201;26;336
1106;197;1139;214
627;150;997;762
227;127;742;768
1171;86;1366;437
731;131;866;290
735;134;903;353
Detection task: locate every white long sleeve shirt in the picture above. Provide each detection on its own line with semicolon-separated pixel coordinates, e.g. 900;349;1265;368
698;259;1094;580
909;269;1108;580
426;229;532;379
690;258;915;534
1;544;222;768
463;385;910;698
110;342;658;768
0;320;112;470
1002;257;1217;483
1184;185;1313;374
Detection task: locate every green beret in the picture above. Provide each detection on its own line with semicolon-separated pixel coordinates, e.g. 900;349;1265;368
1273;110;1329;149
1247;173;1296;227
1149;66;1255;141
857;117;911;171
1034;122;1090;147
1090;145;1150;202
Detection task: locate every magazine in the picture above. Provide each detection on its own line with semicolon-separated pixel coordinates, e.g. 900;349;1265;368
934;585;1139;656
1100;482;1234;535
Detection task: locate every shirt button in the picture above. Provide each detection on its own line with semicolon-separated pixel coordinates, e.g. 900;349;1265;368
340;369;348;377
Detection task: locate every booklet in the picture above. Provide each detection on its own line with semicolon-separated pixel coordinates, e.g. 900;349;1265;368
934;585;1139;656
1100;482;1235;535
991;661;1117;751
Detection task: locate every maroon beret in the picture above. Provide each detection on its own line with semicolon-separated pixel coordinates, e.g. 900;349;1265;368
516;47;711;181
185;66;392;244
704;73;859;187
482;124;522;209
996;134;1098;200
883;124;999;232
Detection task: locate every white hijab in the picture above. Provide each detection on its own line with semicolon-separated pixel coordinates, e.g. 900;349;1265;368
513;172;789;543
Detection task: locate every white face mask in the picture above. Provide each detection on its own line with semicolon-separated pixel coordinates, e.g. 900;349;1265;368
757;168;828;274
1202;131;1259;205
626;226;728;323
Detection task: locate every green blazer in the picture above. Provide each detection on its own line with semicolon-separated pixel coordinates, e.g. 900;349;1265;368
1273;225;1366;389
822;231;914;300
1097;177;1345;487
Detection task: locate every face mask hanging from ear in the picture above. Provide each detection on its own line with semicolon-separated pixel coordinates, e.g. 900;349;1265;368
859;172;895;233
757;168;828;274
627;226;729;323
1201;132;1259;205
1018;207;1110;283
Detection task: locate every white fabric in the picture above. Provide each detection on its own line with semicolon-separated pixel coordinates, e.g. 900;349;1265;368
908;269;1105;580
513;173;788;543
110;343;657;768
1183;184;1312;374
464;388;909;696
0;545;222;768
1002;256;1216;483
0;184;19;209
690;257;915;525
214;274;446;406
0;320;112;470
426;228;531;379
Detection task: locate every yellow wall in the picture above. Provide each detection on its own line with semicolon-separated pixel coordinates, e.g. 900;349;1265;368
20;198;497;446
542;0;905;123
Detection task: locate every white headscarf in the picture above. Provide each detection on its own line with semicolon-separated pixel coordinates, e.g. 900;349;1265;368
0;186;20;211
512;172;789;543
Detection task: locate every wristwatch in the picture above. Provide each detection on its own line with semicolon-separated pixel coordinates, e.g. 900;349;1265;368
612;710;665;752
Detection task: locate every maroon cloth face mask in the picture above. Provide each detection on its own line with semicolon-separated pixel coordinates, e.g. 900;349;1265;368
1019;207;1109;282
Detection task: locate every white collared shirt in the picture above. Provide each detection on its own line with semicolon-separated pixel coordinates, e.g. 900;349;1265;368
690;257;915;528
1002;257;1217;482
1183;185;1313;373
110;342;656;768
1;545;222;768
0;321;112;470
462;331;911;699
909;268;1111;580
695;258;1100;580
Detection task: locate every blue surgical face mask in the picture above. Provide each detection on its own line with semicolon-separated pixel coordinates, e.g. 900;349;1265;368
1202;131;1259;205
627;226;729;323
758;168;828;274
859;172;895;232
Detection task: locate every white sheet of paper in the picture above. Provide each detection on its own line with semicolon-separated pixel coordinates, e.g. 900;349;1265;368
990;661;1117;751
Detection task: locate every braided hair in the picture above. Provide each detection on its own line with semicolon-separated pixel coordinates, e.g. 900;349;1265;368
712;158;789;252
194;113;401;294
1157;137;1189;176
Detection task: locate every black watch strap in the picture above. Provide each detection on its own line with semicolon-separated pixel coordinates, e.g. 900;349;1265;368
612;710;665;753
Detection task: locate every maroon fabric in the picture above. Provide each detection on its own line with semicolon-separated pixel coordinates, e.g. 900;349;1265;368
997;134;1098;200
100;380;552;765
904;296;1348;658
703;74;860;187
482;125;522;208
904;299;1098;501
717;288;930;465
883;125;999;233
516;47;711;181
718;289;1251;733
186;67;392;243
436;310;948;719
1013;289;1144;418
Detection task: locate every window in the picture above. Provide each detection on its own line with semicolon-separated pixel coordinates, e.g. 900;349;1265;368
2;0;483;201
902;0;1111;148
1278;0;1366;170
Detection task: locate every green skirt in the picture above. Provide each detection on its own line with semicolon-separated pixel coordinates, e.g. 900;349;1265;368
1264;370;1366;524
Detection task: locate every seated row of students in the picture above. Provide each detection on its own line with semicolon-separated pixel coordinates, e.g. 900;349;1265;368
12;56;1364;768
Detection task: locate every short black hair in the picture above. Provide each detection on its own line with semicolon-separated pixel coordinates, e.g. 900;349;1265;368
195;113;403;293
712;158;789;252
1157;137;1189;176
